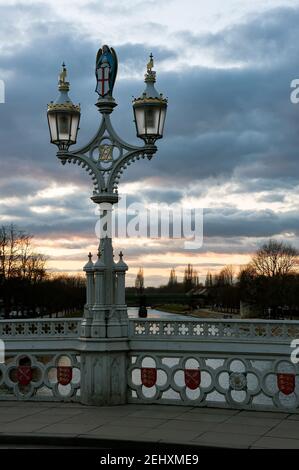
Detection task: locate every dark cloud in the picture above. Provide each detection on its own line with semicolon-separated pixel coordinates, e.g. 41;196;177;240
0;4;299;272
83;0;173;16
257;193;286;203
141;188;183;204
0;177;45;198
184;7;299;67
204;208;299;239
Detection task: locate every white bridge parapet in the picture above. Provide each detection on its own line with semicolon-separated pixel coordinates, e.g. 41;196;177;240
128;318;299;412
129;318;299;342
0;317;298;411
0;318;81;338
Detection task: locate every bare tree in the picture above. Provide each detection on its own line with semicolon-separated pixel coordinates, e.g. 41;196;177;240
205;271;213;287
183;264;199;291
0;224;22;279
251;239;298;277
0;225;8;281
0;224;47;282
168;268;177;287
25;253;47;283
219;265;234;285
135;267;144;294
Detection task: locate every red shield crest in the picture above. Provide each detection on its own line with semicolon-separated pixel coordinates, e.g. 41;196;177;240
277;373;295;395
141;367;157;387
57;366;73;386
184;369;201;390
17;366;32;386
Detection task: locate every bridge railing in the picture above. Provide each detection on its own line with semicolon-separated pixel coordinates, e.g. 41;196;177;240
128;318;299;412
0;317;298;412
128;318;299;342
0;318;81;401
0;318;81;338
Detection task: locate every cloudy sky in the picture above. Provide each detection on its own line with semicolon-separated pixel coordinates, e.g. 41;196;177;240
1;0;299;286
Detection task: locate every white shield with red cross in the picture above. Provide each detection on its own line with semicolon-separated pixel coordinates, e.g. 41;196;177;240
277;373;295;395
96;63;110;97
17;366;32;386
57;366;73;386
141;367;157;388
184;369;201;390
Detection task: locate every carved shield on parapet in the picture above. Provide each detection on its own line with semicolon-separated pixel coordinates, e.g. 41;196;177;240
57;366;73;386
184;369;201;390
141;367;157;388
17;366;32;386
277;373;295;395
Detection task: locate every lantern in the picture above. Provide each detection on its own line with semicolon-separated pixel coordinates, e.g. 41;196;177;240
47;64;80;150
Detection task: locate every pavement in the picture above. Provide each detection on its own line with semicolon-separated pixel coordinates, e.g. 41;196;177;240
0;402;298;449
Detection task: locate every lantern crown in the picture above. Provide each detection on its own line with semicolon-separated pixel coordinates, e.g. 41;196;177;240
47;64;80;114
132;55;167;145
47;64;81;150
133;54;167;104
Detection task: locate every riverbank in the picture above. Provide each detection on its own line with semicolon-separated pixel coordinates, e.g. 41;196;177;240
155;305;240;319
153;304;190;315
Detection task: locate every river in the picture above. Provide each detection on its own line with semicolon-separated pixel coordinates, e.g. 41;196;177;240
127;307;188;320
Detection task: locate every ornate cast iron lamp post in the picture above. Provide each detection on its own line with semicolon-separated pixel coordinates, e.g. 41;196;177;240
47;46;167;343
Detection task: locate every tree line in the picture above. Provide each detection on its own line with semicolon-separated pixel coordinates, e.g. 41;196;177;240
204;240;299;317
3;223;299;319
0;225;85;318
238;239;299;317
134;263;200;293
135;239;299;318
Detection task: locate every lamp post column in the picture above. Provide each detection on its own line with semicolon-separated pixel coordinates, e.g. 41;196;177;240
47;46;167;405
81;253;94;338
93;198;128;338
91;250;106;338
114;251;128;337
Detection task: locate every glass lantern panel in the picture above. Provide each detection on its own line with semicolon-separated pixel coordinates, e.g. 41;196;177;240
48;113;58;142
145;109;155;128
144;106;160;135
57;113;71;141
134;107;145;136
70;113;80;143
158;107;166;136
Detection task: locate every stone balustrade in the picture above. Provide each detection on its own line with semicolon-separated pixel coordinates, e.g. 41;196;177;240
0;317;298;412
0;318;81;338
129;318;299;342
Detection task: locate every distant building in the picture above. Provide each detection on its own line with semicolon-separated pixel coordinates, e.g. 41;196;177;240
187;287;211;307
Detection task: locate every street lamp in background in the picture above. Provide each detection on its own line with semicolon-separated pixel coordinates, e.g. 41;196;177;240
47;46;167;338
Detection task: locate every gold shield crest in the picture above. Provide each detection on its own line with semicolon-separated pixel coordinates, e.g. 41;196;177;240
99;144;113;161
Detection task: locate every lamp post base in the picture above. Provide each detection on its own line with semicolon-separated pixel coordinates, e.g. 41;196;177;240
80;340;128;405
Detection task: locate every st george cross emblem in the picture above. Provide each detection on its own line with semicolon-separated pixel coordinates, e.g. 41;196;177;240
99;144;113;161
184;369;201;390
17;366;32;386
96;63;110;97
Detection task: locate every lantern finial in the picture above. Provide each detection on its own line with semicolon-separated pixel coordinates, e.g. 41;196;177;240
58;63;70;92
147;54;154;73
145;53;156;84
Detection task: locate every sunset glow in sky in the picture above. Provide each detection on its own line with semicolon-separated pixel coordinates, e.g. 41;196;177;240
1;0;299;285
